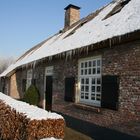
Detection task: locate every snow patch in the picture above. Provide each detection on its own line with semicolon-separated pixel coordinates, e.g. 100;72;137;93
0;92;63;120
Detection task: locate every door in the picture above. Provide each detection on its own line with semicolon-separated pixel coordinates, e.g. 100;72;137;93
45;76;53;111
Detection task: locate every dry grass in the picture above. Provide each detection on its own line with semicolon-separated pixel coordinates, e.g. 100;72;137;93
64;127;93;140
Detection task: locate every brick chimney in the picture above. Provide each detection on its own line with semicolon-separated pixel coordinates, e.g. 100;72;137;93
64;4;81;28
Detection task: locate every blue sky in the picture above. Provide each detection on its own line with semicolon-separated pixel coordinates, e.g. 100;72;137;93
0;0;112;58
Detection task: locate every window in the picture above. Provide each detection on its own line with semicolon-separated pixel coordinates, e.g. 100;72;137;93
79;57;101;107
103;0;131;20
45;66;53;76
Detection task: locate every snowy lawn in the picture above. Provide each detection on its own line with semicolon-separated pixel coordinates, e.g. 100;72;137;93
0;92;63;120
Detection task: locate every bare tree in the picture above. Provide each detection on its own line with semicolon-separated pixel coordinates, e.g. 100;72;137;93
0;57;15;74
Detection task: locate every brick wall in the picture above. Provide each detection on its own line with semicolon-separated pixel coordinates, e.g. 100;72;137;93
9;69;26;99
8;40;140;137
9;73;20;99
51;41;140;136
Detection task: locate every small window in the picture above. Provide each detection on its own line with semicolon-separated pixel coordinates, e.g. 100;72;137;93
103;0;131;20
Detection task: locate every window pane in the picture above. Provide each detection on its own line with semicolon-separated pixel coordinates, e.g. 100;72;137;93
92;78;95;84
86;78;89;84
85;93;89;99
93;61;96;66
81;78;84;84
97;68;100;74
85;62;87;68
89;61;91;67
96;94;101;101
81;69;83;75
97;60;101;66
85;69;87;75
81;63;84;68
85;96;89;99
97;78;101;84
91;86;95;92
88;69;91;74
81;93;84;99
85;86;89;92
91;94;95;100
97;86;101;92
81;86;84;91
92;68;96;74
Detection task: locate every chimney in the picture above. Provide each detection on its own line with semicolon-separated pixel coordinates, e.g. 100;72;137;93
64;4;81;28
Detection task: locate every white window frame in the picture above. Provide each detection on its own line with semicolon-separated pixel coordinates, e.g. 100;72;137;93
78;56;102;107
26;69;33;90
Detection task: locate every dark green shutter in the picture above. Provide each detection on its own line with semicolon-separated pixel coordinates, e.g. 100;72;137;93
101;75;119;110
65;77;75;102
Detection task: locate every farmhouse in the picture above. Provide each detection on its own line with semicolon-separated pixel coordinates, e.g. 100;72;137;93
0;0;140;136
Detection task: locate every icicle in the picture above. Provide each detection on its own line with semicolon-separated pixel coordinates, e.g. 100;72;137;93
62;52;65;57
22;65;24;70
69;50;72;59
80;47;83;53
26;63;28;69
86;46;89;55
118;36;121;43
48;56;52;61
109;39;112;48
112;38;114;45
91;44;94;49
66;52;68;61
33;61;36;69
72;49;75;56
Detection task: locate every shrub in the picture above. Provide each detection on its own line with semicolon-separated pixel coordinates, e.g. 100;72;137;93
23;85;40;106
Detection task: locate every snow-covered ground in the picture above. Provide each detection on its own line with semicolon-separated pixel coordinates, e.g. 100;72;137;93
0;92;63;120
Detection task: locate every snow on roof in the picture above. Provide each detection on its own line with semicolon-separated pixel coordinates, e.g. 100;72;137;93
1;0;140;77
0;92;63;120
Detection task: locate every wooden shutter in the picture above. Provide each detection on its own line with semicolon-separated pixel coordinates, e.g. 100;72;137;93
65;77;75;102
101;75;119;110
